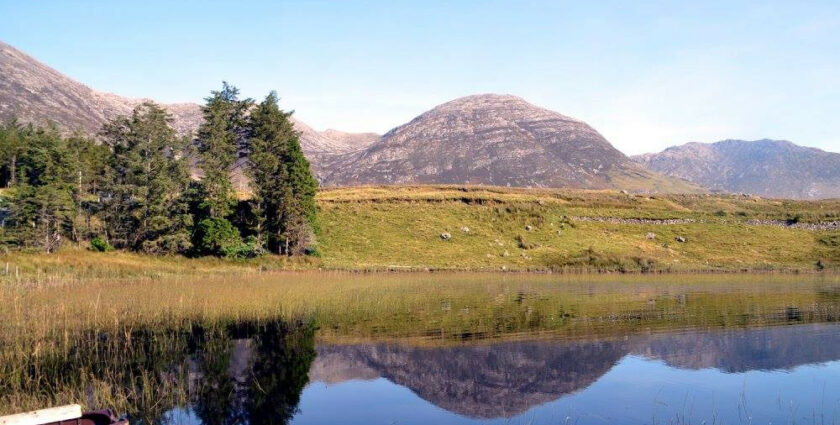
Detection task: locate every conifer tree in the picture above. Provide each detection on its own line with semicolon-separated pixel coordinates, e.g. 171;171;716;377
100;102;193;253
0;120;25;188
247;92;318;255
195;82;252;219
5;126;78;252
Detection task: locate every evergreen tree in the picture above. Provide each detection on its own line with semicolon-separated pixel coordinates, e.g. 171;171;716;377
0;120;25;188
100;102;193;253
247;92;318;255
5;126;79;252
195;82;252;219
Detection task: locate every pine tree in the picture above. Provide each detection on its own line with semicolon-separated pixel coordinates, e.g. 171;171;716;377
5;126;78;252
195;82;252;219
247;92;318;255
100;102;193;253
0;120;25;188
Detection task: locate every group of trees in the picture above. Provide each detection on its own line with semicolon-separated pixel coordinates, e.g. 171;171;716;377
0;83;318;257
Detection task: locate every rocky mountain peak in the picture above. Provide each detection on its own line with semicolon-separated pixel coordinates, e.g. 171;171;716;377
321;93;697;192
634;139;840;199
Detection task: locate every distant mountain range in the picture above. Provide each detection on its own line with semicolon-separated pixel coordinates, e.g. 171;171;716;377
633;139;840;199
2;40;838;198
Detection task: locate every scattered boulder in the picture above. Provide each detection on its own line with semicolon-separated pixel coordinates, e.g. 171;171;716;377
646;232;656;240
501;250;510;257
460;226;470;233
675;236;686;243
557;230;563;236
525;225;533;231
440;232;452;240
620;190;629;195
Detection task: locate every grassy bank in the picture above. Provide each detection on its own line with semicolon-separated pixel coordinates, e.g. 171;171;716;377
3;272;840;344
317;185;840;272
2;185;839;276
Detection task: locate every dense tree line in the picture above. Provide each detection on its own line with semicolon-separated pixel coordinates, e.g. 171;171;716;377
0;84;318;257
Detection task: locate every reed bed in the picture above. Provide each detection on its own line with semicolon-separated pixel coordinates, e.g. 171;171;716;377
2;272;840;416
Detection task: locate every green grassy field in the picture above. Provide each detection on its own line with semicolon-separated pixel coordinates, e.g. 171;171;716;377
2;185;839;275
316;185;840;272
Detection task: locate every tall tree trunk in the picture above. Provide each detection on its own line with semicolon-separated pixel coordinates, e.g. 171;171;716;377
8;154;15;187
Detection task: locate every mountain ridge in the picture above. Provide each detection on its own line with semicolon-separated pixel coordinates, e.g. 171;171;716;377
0;40;697;193
320;93;701;192
634;139;840;199
0;40;378;160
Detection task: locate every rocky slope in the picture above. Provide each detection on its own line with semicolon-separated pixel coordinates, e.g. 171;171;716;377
0;40;376;162
1;40;697;192
634;139;840;199
320;94;701;192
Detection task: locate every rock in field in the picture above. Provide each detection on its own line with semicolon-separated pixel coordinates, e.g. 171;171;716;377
440;233;452;240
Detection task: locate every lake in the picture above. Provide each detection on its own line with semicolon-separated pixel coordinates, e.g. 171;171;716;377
2;273;840;424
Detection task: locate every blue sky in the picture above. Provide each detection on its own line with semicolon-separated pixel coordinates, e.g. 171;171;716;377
1;0;838;154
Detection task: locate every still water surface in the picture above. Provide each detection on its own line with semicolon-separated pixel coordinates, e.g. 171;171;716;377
4;274;840;424
162;323;840;425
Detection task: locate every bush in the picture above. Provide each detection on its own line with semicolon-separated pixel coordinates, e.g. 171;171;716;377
141;232;192;255
786;214;802;225
223;236;267;259
516;234;538;250
544;247;657;273
194;218;242;257
89;236;114;252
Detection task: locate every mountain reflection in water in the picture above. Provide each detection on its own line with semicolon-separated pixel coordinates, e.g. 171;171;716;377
7;322;840;424
305;324;840;422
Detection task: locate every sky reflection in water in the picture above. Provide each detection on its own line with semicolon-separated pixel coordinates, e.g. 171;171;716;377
290;324;840;425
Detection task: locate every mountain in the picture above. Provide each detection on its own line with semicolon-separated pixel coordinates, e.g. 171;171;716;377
320;94;701;192
0;40;201;136
0;40;377;162
1;40;698;192
634;139;840;199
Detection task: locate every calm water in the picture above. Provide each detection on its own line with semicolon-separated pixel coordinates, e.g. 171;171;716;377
4;275;840;424
158;323;840;425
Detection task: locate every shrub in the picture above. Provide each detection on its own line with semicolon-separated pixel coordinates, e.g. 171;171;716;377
223;236;267;259
816;259;825;270
516;234;538;250
89;237;114;252
544;247;657;273
786;214;802;225
194;218;242;257
141;232;192;255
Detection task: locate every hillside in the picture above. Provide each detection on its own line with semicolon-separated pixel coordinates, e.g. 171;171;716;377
4;186;838;274
0;40;376;161
634;139;840;199
321;94;701;192
314;186;840;271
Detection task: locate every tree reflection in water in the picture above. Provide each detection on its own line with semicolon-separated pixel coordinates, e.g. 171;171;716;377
0;320;316;425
